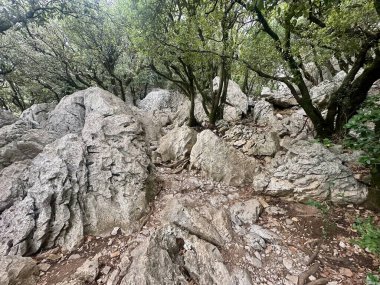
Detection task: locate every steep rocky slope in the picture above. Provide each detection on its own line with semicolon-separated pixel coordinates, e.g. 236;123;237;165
0;84;377;285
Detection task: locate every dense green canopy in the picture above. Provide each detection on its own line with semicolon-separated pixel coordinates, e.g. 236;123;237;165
0;0;379;137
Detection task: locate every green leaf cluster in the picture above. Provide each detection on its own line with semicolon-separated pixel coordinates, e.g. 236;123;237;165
352;217;380;256
344;94;380;167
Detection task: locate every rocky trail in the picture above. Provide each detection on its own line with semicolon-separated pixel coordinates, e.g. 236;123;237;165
0;79;379;285
31;168;380;285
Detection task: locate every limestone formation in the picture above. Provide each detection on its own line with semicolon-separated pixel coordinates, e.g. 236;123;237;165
157;126;197;162
0;109;17;128
190;130;257;186
0;256;39;285
0;87;152;256
254;140;368;204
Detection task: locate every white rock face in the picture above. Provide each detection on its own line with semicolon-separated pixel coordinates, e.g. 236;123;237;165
157;126;197;162
213;77;249;117
0;87;152;256
0;120;58;169
252;100;277;126
261;87;298;108
121;200;245;285
0;109;17;128
310;71;346;108
190;130;257;186
230;199;263;226
137;89;187;112
254;140;368;204
20;102;56;128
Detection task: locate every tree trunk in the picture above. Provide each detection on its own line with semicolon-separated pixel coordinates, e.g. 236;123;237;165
188;90;198;127
335;53;380;134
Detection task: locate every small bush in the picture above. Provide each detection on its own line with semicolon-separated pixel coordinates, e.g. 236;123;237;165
352;217;380;255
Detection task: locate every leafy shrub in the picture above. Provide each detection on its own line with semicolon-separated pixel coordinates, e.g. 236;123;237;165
352;217;380;255
344;94;380;167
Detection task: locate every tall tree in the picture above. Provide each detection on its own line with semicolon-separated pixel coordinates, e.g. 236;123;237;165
236;0;379;138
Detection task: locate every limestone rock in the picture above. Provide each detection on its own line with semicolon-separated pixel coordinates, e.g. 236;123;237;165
183;233;233;285
255;140;368;204
0;120;58;170
0;87;152;256
261;87;298;108
242;132;280;156
0;161;30;212
120;225;188;285
0;256;39;285
190;130;257;186
0;110;17;128
121;225;234;285
20;102;56;128
252;100;277;126
213;77;249;117
137;89;187;113
310;71;346;108
73;256;99;283
230;199;263;226
163;200;225;247
157;126;197;162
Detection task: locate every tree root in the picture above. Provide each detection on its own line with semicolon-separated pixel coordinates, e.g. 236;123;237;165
298;263;319;285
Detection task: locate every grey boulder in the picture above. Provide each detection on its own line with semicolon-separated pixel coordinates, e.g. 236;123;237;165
254;140;368;204
157;126;197;162
190;130;257;186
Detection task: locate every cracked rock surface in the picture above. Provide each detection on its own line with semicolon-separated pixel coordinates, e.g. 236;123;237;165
0;87;152;257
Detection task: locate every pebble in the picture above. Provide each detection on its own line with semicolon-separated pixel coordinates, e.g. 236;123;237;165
38;263;51;272
340;267;353;277
276;113;283;120
101;265;111;275
68;254;81;260
283;258;293;270
285;219;293;225
110;251;120;258
111;227;121;236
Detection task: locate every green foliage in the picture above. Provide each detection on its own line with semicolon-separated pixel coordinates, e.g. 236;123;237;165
352;217;380;255
367;273;380;285
344;94;380;167
321;138;333;148
305;199;329;214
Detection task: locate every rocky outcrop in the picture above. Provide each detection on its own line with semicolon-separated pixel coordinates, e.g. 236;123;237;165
252;100;277;126
190;130;257;186
121;199;250;285
253;140;368;204
0;87;152;256
0;109;17;128
157;126;197;162
213;77;249;120
261;87;298;108
0;256;39;285
0;122;58;169
20;102;56;128
174;79;249;125
137;89;187;113
310;71;346;108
